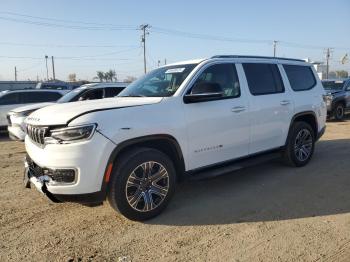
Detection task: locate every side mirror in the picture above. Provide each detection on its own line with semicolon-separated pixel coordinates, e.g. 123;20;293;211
183;82;223;103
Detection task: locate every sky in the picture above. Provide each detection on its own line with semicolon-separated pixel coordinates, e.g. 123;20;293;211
0;0;349;81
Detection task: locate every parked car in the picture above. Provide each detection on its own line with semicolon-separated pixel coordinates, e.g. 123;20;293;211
23;55;326;221
0;89;67;131
7;82;128;140
322;79;350;120
35;81;74;90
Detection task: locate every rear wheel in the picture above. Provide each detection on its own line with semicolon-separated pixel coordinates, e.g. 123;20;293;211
333;103;345;121
282;122;315;167
108;148;176;221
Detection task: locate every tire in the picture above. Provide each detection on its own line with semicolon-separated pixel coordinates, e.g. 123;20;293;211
108;147;176;221
333;103;345;121
282;121;315;167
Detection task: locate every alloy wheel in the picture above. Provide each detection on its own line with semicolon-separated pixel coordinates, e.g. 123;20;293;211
294;129;313;162
125;161;169;212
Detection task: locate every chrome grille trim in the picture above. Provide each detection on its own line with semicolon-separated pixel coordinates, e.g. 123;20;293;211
26;125;48;145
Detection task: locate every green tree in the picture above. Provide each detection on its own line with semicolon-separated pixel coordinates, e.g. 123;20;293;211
335;70;349;78
105;69;117;82
96;71;105;82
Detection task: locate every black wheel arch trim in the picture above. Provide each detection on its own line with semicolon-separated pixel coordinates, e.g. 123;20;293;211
100;134;185;200
285;111;319;145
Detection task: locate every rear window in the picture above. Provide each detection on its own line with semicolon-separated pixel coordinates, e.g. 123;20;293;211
242;63;284;95
105;87;124;97
283;65;316;91
20;92;62;103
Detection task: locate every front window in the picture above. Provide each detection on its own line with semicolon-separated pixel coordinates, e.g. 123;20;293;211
118;64;197;97
57;89;83;103
322;81;345;90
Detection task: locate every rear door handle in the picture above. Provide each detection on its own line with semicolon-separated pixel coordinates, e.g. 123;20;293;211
280;100;291;105
231;106;246;113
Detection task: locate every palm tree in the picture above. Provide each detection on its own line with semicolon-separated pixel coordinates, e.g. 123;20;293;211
106;69;117;82
96;71;104;82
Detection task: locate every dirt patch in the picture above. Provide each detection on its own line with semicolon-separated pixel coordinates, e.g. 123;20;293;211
1;121;350;261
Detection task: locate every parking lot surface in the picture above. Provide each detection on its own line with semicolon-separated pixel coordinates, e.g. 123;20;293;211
1;119;350;261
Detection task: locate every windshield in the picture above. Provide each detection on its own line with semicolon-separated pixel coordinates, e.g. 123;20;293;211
322;81;345;90
118;64;197;97
57;88;83;103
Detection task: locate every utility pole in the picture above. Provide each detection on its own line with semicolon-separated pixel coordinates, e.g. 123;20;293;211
51;56;56;80
164;58;167;65
140;24;150;74
14;66;17;81
325;48;332;79
273;40;278;57
45;55;49;80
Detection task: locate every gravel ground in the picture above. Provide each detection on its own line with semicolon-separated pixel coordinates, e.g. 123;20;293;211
1;119;350;262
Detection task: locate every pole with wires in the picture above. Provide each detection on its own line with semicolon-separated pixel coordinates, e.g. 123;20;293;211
14;66;17;81
325;48;333;79
273;40;278;57
45;55;49;80
140;24;150;74
51;56;55;80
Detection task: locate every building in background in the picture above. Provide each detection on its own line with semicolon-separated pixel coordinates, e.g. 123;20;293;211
0;81;37;92
304;58;327;80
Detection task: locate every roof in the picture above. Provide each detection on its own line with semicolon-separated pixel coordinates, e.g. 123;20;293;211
164;55;306;68
211;55;305;62
78;82;129;89
164;59;206;67
0;89;68;97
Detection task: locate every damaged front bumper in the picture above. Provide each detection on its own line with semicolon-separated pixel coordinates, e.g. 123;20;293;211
24;157;61;203
24;155;105;205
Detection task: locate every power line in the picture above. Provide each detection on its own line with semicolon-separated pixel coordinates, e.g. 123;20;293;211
151;26;271;44
0;11;137;28
0;16;138;31
0;41;139;48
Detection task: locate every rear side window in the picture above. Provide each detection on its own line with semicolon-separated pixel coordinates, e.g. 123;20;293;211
283;65;316;91
79;89;104;101
243;63;284;95
20;92;62;103
105;87;124;97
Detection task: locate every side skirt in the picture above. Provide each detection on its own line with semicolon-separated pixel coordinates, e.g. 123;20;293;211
186;149;282;181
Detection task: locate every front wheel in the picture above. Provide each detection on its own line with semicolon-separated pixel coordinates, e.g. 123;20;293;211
108;148;176;221
282;122;315;167
333;103;345;121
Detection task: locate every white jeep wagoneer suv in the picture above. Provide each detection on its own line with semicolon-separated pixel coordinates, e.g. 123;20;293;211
24;55;327;220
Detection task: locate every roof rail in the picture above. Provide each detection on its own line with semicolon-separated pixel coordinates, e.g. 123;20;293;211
211;55;305;62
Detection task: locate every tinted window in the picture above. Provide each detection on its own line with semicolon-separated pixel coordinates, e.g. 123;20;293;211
191;63;240;98
0;93;20;105
20;92;62;103
105;87;124;97
243;63;284;95
79;89;103;101
283;65;316;91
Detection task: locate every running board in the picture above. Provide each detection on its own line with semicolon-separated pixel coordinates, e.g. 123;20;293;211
188;151;281;180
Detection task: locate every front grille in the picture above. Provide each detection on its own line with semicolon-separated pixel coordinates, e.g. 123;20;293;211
26;125;48;145
6;115;11;125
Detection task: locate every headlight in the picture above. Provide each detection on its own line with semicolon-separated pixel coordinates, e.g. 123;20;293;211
44;124;97;144
13;109;36;118
323;94;333;103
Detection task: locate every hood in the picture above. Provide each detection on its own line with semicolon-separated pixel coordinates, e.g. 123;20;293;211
25;97;163;126
10;102;55;113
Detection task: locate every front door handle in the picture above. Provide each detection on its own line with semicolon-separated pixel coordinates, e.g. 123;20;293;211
231;106;246;113
280;100;291;105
